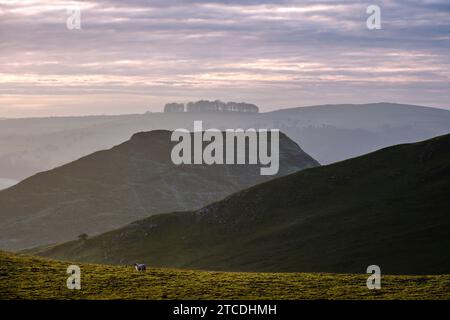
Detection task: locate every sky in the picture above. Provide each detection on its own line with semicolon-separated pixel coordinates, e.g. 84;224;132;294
0;0;449;117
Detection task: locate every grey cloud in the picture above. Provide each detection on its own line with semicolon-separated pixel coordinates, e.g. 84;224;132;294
0;0;449;117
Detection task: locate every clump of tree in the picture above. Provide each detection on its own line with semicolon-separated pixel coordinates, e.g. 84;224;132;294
164;103;185;113
187;100;259;113
164;100;259;113
78;233;89;241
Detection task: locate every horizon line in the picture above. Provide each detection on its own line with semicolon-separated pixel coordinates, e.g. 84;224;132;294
1;102;450;120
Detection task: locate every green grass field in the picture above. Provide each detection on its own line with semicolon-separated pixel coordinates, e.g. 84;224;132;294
1;251;449;300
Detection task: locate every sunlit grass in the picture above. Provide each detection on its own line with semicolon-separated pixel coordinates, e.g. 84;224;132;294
1;251;449;300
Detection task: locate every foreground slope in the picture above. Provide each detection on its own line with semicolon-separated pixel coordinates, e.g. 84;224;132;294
0;130;318;251
1;251;448;300
37;134;450;274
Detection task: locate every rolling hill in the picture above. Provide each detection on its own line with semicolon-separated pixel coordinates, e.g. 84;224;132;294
1;251;448;300
0;130;318;251
1;103;449;181
264;103;450;164
35;133;450;275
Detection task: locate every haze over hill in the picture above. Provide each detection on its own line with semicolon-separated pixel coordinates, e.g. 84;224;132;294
0;130;318;251
0;103;449;182
0;178;18;190
35;134;450;275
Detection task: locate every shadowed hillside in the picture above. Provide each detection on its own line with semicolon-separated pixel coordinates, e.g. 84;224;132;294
0;130;318;251
36;134;450;275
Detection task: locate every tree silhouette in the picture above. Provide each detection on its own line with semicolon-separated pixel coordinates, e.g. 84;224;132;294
78;233;89;241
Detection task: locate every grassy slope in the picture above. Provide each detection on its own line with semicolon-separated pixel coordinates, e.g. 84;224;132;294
0;130;318;251
1;251;449;300
36;134;450;275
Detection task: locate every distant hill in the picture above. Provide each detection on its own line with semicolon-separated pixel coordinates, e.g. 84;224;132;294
35;133;450;275
0;130;318;251
263;103;450;164
1;251;448;300
1;103;449;181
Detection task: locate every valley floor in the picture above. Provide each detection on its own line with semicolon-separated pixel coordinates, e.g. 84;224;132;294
0;251;448;300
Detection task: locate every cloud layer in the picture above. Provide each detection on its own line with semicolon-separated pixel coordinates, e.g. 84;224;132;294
0;0;449;116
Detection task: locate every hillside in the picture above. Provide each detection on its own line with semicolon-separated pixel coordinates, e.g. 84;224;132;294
36;133;450;275
0;130;318;251
263;103;450;164
1;103;449;181
1;251;448;300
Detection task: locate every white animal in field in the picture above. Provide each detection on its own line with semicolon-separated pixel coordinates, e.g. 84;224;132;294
134;263;146;271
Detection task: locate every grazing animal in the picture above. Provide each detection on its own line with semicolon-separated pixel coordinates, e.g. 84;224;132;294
134;263;146;272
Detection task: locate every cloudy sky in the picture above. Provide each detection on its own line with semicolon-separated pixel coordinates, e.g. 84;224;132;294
0;0;449;117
